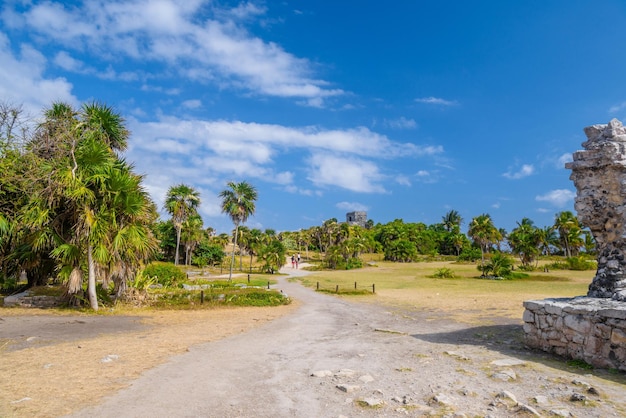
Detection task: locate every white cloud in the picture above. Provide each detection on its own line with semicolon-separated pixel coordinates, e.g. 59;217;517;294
535;189;575;207
182;99;202;109
6;1;343;104
415;96;459;106
385;117;417;130
0;32;77;115
336;201;369;212
307;154;385;193
395;175;411;186
53;51;85;72
503;164;534;179
609;101;626;114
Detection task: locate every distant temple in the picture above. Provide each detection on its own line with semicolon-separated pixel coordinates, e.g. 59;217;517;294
346;211;367;227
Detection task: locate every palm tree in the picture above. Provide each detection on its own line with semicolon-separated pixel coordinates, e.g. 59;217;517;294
442;210;463;232
507;218;540;267
468;213;502;275
554;211;579;257
219;181;258;280
165;184;201;265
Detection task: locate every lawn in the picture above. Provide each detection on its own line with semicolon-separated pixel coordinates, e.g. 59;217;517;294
299;258;594;325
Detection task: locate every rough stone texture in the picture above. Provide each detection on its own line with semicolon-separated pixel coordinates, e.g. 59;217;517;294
345;211;367;227
565;118;626;300
523;297;626;370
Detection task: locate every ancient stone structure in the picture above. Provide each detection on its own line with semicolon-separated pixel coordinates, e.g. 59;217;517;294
523;297;626;370
346;211;367;227
523;119;626;369
566;118;626;300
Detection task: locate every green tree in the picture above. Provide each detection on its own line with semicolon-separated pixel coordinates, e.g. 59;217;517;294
468;213;501;275
507;218;541;267
554;211;579;257
442;209;463;232
165;184;200;266
258;238;285;273
219;181;258;281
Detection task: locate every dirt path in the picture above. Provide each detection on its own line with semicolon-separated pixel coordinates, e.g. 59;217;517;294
66;267;626;418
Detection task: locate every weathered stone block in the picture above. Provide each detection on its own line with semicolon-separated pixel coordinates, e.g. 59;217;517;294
611;328;626;345
564;314;592;334
522;310;534;323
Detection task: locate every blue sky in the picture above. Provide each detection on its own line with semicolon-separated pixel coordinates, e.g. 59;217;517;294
2;0;626;234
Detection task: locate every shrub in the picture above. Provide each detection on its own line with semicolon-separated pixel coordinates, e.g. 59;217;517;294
431;267;456;278
458;247;481;262
143;262;186;287
546;256;596;271
345;257;363;270
479;252;513;278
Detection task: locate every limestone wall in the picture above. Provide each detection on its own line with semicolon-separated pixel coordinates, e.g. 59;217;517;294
523;297;626;370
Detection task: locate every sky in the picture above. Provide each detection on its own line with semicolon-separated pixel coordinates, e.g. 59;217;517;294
2;0;626;234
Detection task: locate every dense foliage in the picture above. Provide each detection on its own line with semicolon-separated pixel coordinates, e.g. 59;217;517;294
0;102;598;311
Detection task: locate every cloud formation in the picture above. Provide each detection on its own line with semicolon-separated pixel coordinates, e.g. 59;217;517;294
536;189;575;207
2;0;342;105
503;164;534;179
415;96;459;106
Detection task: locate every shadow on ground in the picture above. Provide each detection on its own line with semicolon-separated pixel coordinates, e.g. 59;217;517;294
412;322;626;386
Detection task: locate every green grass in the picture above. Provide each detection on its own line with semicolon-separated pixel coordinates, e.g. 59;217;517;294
296;259;593;323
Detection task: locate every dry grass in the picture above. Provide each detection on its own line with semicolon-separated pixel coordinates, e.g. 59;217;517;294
0;303;298;418
0;258;596;416
301;260;593;324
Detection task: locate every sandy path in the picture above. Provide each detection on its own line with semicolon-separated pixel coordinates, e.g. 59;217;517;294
67;267;626;418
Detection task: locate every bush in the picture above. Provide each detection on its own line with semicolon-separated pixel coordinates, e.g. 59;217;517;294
458;247;481;262
143;262;186;287
345;257;363;270
546;256;596;271
431;267;456;278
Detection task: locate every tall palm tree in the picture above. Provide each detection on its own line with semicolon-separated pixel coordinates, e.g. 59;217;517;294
219;181;258;280
165;184;201;265
554;211;579;257
468;213;502;275
442;209;463;232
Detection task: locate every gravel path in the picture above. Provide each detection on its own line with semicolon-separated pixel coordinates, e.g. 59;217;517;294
68;267;626;417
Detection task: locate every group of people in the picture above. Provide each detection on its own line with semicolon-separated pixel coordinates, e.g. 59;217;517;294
290;253;301;269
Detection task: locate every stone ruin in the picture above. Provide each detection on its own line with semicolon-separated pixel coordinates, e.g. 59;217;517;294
523;119;626;370
346;211;367;228
567;118;626;300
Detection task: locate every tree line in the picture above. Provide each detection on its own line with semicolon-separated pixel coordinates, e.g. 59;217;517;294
0;101;593;310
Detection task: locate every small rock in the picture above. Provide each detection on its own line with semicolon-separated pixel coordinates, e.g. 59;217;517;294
587;386;600;396
570;392;588;402
517;403;541;416
497;390;518;405
491;359;526;367
360;397;384;407
492;369;516;381
336;384;360;393
310;370;332;377
359;374;375;383
43;363;53;369
100;354;119;363
549;409;572;417
532;395;548;404
431;393;454;406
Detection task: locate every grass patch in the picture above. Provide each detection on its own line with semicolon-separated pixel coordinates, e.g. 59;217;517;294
567;359;594;370
298;259;593;324
149;285;289;309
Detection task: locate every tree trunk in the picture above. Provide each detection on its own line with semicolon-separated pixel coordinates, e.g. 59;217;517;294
87;245;99;311
174;226;182;265
229;224;239;281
